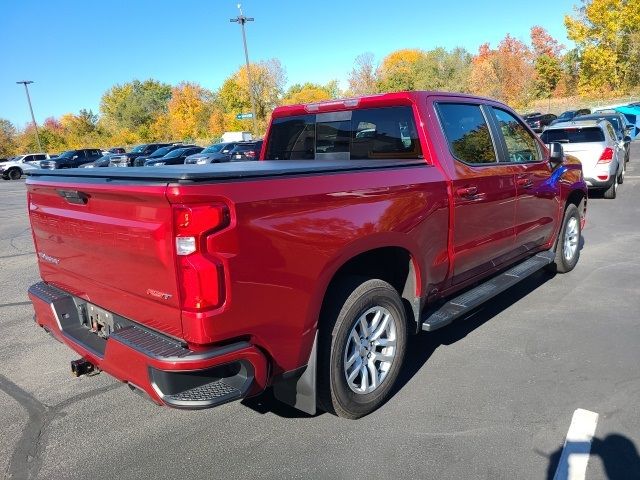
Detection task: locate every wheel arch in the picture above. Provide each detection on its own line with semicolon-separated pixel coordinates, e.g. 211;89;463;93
316;244;422;335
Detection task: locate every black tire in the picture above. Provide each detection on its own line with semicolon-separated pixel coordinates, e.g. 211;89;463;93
549;203;581;274
318;277;407;419
7;168;21;180
603;176;618;199
618;162;625;185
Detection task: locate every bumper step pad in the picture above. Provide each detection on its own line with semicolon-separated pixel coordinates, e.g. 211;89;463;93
164;380;241;403
421;251;554;331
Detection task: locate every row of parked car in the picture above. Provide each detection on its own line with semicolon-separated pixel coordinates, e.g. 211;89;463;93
0;140;264;180
525;105;639;200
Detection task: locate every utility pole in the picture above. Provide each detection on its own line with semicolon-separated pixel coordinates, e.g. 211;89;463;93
16;80;43;151
230;4;258;134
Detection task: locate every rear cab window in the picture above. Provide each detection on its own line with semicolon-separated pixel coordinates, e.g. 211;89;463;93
264;106;422;161
540;127;605;143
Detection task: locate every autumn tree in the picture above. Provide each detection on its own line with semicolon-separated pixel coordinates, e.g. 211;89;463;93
565;0;640;93
377;49;427;92
217;59;286;133
469;35;535;107
348;53;379;95
167;82;214;140
282;81;340;105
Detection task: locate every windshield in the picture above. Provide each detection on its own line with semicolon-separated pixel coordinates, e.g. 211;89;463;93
557;112;575;121
202;144;225;154
163;148;187;159
150;146;172;157
57;150;76;158
131;144;147;153
541;127;605;143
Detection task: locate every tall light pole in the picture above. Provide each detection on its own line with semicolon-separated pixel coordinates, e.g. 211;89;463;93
16;80;43;151
230;4;258;134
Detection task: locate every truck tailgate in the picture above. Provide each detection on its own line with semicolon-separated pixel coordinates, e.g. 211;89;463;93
27;180;184;338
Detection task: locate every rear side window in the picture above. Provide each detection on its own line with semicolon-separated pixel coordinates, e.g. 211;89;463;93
436;103;497;164
266;115;315;160
264;107;421;160
351;107;421;159
540;127;605;143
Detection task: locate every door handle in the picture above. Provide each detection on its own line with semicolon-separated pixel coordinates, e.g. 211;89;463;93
456;186;478;198
517;178;533;188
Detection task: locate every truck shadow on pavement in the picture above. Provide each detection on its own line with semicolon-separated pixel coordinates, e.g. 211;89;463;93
543;435;640;480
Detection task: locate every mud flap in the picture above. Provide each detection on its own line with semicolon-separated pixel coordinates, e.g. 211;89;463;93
272;331;317;415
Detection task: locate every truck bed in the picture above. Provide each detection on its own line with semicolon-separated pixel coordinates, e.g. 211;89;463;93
27;159;426;183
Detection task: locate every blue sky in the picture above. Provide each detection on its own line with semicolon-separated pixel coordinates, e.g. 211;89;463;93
1;0;578;127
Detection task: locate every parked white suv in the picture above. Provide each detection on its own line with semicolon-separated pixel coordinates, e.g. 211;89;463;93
541;120;624;199
0;153;49;180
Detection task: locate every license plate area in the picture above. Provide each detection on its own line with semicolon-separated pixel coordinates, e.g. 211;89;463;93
83;303;115;338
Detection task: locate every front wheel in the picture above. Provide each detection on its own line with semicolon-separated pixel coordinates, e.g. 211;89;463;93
7;168;22;180
318;277;407;419
550;203;581;273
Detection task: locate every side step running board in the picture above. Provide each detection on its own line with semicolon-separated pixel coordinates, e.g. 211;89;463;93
421;251;555;332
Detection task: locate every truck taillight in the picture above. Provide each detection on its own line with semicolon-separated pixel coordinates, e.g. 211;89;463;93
245;150;256;159
597;147;614;163
173;204;230;311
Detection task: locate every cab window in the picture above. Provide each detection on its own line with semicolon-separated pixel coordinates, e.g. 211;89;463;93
491;108;541;163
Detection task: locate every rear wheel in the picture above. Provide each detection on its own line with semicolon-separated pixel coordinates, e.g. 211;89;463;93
603;176;618;199
550;203;581;273
7;168;21;180
318;277;407;419
618;162;625;184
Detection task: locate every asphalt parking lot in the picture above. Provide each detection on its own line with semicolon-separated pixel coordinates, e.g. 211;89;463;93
1;149;640;480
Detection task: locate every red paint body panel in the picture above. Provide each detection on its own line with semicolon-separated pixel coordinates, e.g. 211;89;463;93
26;91;587;407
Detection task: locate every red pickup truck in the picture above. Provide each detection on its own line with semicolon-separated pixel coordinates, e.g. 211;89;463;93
27;91;587;418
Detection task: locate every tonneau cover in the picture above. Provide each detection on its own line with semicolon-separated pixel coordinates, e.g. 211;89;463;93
27;159;425;183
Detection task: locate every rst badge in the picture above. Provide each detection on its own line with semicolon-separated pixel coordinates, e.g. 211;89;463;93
37;252;60;265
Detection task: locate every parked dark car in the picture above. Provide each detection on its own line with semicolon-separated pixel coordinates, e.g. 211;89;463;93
184;142;241;164
80;154;116;168
40;149;103;169
132;144;194;167
549;109;591;125
229;141;263;161
109;143;171;167
576;112;633;163
144;146;204;166
525;113;557;133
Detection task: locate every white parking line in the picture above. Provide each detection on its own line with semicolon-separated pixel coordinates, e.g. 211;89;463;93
553;409;599;480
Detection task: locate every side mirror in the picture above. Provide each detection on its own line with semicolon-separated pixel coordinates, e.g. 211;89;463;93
548;142;564;165
624;135;632;143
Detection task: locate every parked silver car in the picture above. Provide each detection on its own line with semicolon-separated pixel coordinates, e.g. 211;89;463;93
540;120;625;199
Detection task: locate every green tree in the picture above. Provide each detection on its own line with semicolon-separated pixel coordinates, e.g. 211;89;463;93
0;119;18;157
100;79;172;133
534;54;563;97
414;47;472;92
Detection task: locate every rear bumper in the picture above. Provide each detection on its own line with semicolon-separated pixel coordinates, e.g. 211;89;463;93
584;175;615;189
28;281;268;409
